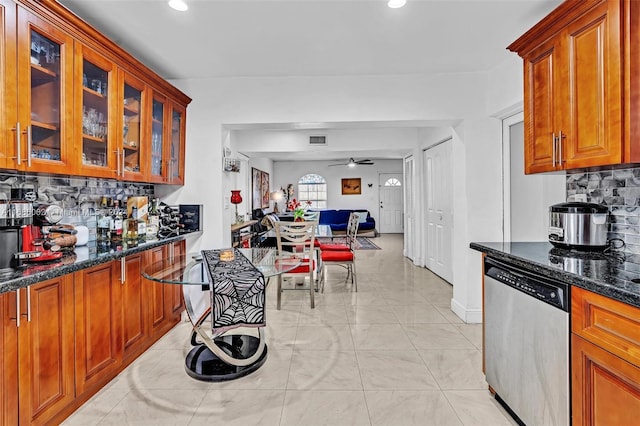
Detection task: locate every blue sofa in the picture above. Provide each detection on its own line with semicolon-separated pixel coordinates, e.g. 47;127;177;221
314;209;376;237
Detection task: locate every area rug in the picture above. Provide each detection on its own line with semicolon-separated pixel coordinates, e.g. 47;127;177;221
317;236;381;250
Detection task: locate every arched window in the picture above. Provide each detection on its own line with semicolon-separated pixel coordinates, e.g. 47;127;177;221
298;174;327;209
384;178;402;187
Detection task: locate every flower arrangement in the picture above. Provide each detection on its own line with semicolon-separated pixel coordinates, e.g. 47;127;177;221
287;198;312;221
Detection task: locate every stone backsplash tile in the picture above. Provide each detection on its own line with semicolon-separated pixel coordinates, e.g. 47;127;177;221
0;171;153;240
567;167;640;253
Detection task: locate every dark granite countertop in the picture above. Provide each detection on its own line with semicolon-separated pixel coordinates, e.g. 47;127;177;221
470;241;640;309
0;231;202;295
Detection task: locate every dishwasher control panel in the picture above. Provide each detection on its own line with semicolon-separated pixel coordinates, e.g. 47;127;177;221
485;259;568;311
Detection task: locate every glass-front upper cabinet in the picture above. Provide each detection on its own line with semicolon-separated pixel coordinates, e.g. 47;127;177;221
148;93;166;183
120;71;147;181
76;45;115;178
167;103;185;184
16;9;74;174
1;0;17;170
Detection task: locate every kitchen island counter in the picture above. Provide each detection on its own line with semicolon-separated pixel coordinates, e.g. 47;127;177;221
0;232;201;294
471;241;640;309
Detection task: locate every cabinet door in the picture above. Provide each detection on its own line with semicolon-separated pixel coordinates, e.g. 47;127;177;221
572;334;640;425
563;0;622;169
148;93;167;183
120;71;148;182
16;7;74;174
75;43;118;178
74;262;122;395
167;102;186;185
145;245;168;335
121;253;149;360
18;276;75;426
166;240;185;317
523;36;563;174
1;291;18;426
0;0;17;170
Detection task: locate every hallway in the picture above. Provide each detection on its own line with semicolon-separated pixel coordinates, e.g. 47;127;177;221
64;234;515;425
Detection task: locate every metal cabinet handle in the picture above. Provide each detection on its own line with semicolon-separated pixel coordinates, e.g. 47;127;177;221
552;132;557;168
121;149;126;177
13;122;22;165
23;126;32;167
115;149;121;176
26;286;31;322
15;289;20;327
121;257;126;284
558;131;564;165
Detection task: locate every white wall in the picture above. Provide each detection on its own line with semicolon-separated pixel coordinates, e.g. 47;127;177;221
167;70;515;323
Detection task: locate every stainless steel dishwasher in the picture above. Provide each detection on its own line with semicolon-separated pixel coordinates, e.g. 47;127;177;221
484;257;569;426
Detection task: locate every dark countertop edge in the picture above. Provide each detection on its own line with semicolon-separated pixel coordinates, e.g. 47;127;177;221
0;231;202;294
470;242;640;309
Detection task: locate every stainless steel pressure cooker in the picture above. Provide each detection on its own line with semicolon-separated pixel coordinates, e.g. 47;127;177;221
548;202;609;250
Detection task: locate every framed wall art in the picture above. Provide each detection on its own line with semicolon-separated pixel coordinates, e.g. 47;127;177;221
252;167;270;209
341;178;361;195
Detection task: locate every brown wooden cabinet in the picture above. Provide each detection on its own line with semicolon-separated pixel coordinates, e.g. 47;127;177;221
571;287;640;425
167;240;185;317
18;275;75;426
120;253;149;361
0;291;19;426
1;0;190;182
74;261;123;396
509;0;624;174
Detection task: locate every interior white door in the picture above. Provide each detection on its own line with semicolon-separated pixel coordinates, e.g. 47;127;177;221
424;140;453;283
378;173;404;233
404;157;415;260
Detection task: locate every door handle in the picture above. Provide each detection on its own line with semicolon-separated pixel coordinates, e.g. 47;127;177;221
14;289;20;327
26;286;31;322
23;126;32;167
12;122;22;165
121;257;126;284
552;132;556;167
558;131;564;165
121;149;126;177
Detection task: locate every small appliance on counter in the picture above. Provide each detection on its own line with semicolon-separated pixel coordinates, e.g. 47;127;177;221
0;199;33;271
179;204;203;233
548;202;609;251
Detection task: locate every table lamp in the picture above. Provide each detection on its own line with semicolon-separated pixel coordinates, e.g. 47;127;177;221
270;191;283;213
230;190;243;224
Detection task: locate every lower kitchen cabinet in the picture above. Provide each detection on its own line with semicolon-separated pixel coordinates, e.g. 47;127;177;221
571;287;640;425
120;253;149;361
167;240;185;317
74;261;123;395
572;334;640;425
1;291;19;426
18;275;75;426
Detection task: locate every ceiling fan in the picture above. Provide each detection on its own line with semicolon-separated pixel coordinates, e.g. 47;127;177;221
328;158;375;167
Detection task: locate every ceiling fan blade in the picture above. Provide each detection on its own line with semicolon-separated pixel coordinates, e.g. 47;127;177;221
328;163;348;167
356;159;374;165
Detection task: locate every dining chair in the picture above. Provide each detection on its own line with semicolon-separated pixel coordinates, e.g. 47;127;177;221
318;212;359;251
319;212;359;292
273;221;318;309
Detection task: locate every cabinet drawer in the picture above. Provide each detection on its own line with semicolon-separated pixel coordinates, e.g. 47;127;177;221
572;287;640;367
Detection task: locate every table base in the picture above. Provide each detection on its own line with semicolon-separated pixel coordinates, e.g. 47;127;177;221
184;335;268;382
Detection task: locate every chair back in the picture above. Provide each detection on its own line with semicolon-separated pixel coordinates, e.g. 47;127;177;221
304;211;320;222
274;221;317;255
345;212;360;250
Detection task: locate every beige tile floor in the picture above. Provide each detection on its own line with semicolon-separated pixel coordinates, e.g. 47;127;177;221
63;234;517;426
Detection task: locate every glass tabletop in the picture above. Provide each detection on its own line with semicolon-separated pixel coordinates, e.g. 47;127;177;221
142;248;302;285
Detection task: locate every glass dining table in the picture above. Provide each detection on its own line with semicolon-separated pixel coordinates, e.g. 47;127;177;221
142;248;300;382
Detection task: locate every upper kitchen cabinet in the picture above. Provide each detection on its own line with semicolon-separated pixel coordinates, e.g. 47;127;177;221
167;102;186;184
509;0;623;174
16;5;75;175
75;43;117;178
0;0;191;182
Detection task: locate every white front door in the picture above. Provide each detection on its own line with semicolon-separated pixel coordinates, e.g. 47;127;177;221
424;140;453;283
404;157;415;260
378;173;404;233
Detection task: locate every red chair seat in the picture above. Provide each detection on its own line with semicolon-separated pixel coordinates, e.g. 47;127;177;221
319;242;350;251
276;258;315;274
321;250;354;262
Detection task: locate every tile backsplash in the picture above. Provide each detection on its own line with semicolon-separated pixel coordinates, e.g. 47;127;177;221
0;172;154;240
567;167;640;254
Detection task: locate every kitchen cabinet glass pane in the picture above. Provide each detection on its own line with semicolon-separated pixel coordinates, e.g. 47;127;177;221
30;29;61;161
151;99;164;177
81;59;108;167
123;84;141;173
170;109;182;179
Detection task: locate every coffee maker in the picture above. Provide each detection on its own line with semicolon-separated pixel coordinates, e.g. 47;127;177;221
0;198;33;271
16;204;77;263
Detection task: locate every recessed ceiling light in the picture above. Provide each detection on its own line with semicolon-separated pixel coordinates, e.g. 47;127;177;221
168;0;188;12
388;0;406;8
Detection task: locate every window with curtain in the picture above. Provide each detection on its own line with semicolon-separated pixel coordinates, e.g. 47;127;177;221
298;174;327;209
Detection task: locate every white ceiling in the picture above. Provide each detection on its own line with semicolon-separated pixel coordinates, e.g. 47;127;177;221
59;0;561;162
60;0;561;80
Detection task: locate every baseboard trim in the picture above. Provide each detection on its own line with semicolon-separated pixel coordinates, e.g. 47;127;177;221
451;298;482;324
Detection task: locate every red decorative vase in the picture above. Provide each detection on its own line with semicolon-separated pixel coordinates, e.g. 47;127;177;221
230;190;242;204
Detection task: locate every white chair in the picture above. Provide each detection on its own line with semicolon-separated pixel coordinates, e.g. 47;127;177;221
273;221;318;309
319;213;359;292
